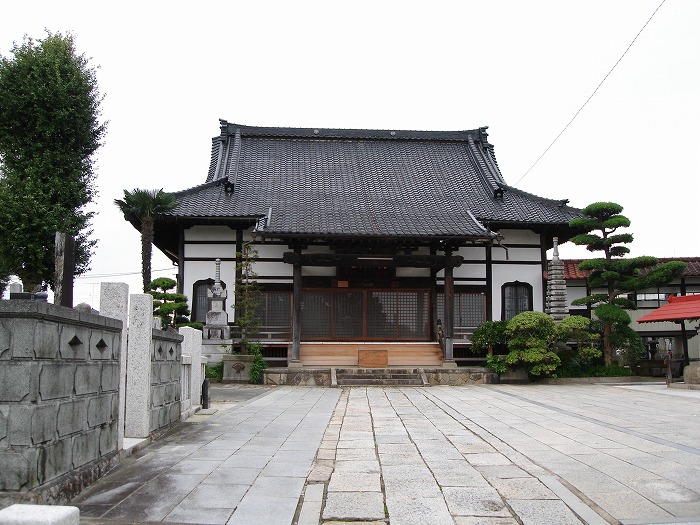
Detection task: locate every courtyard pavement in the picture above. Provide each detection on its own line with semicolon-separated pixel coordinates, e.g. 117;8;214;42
74;382;700;525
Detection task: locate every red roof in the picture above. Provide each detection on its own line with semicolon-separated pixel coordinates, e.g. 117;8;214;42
637;294;700;323
560;257;700;280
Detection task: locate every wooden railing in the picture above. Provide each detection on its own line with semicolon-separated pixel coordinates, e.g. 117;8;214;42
228;325;292;341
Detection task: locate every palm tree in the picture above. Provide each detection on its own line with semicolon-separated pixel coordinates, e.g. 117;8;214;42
114;189;176;292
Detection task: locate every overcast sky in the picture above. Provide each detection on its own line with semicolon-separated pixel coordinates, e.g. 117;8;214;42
2;0;698;308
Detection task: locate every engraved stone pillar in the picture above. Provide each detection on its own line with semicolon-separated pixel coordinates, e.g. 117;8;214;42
100;282;129;449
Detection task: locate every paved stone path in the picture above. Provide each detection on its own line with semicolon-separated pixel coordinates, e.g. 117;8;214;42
76;383;700;525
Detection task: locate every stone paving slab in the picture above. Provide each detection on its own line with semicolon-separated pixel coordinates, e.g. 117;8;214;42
74;387;340;524
74;383;700;525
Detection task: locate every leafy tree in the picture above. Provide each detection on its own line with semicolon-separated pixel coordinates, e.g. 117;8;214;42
0;272;10;298
0;32;105;291
569;202;686;365
147;277;191;329
233;243;267;382
114;189;176;292
554;315;600;363
234;242;261;352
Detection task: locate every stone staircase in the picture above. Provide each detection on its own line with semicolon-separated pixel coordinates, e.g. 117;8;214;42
334;367;428;387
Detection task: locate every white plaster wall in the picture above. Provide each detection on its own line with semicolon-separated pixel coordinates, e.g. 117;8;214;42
453;263;486;280
496;247;542;262
566;284;588;306
396;267;430;278
459;246;486;260
185;225;237;242
303;266;336;277
491;263;544;320
498;229;541;244
255;244;286;259
184;244;236;258
255;261;292;278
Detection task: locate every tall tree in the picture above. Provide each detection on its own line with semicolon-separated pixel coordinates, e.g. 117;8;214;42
569;202;686;365
0;32;105;291
114;189;176;292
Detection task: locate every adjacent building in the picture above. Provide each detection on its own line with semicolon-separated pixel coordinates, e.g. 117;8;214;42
561;258;700;368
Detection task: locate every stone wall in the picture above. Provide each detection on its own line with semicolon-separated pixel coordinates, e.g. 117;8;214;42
424;367;499;385
264;367;332;386
0;301;122;506
149;328;182;433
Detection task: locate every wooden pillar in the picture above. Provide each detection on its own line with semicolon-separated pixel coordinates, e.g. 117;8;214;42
430;245;438;339
177;228;185;294
443;248;455;366
485;244;493;321
681;320;690;369
234;229;243;322
290;248;302;364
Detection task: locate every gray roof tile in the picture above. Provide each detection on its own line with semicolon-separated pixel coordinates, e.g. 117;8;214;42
168;122;581;239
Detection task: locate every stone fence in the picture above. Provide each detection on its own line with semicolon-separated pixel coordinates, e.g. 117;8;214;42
0;284;206;508
0;301;122;507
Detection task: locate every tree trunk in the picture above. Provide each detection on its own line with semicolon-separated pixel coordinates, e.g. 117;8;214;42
604;282;615;366
603;321;613;366
141;218;154;292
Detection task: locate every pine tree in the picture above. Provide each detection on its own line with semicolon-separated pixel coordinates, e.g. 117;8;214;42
569;202;686;365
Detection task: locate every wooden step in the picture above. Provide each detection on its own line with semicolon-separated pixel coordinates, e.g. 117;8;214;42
300;343;443;367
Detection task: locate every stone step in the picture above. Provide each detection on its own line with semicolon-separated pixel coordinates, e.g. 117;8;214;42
337;373;420;380
334;367;425;386
336;368;419;374
336;377;423;386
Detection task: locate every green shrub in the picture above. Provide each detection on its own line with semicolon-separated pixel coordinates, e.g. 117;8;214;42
248;342;267;384
485;354;507;374
504;312;560;377
205;361;223;382
471;321;508;354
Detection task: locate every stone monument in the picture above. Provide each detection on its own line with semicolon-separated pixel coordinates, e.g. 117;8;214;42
203;258;231;339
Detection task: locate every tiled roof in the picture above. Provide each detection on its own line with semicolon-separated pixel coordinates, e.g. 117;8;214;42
167;121;582;239
561;258;700;280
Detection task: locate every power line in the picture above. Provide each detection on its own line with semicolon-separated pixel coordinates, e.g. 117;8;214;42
513;0;667;187
74;267;174;280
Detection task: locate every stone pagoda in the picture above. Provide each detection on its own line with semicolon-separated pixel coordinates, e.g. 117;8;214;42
202;258;231;339
545;237;569;320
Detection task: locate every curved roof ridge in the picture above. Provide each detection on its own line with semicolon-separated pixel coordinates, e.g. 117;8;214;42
499;183;580;211
169;178;223;199
218;119;490;142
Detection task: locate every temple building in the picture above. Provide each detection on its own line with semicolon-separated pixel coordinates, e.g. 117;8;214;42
148;120;582;366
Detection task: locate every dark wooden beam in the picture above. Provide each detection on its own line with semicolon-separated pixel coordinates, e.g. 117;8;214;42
291;246;302;364
282;252;464;269
443;248;455;364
